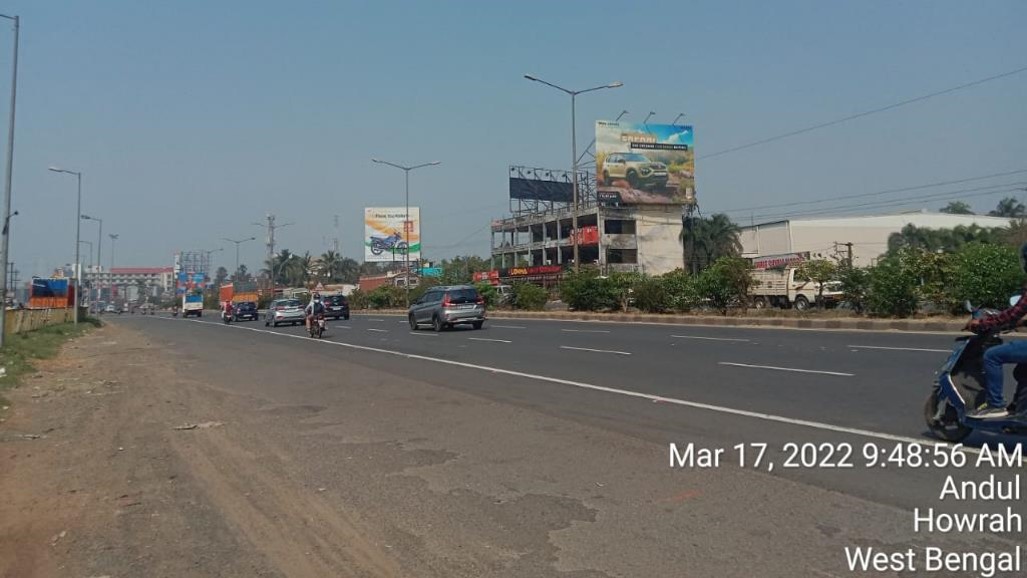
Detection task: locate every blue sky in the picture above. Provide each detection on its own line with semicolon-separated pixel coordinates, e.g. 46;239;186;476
0;0;1024;278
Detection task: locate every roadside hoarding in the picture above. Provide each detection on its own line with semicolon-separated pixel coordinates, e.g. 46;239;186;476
595;121;695;205
751;252;810;270
364;207;421;263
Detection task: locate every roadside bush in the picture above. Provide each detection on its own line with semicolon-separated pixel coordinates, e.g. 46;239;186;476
511;282;548;310
475;282;499;307
836;265;870;314
559;271;617;311
661;269;702;312
632;276;671;313
409;278;440;303
347;289;368;310
368;285;404;309
944;243;1023;311
699;257;755;315
865;256;919;317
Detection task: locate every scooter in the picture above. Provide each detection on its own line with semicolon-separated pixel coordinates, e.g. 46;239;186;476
222;309;233;325
925;298;1027;441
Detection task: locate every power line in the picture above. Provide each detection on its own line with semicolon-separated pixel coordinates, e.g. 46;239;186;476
700;64;1027;161
722;168;1027;215
753;183;1025;221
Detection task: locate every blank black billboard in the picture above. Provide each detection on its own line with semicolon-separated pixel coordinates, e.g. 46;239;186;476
509;177;573;203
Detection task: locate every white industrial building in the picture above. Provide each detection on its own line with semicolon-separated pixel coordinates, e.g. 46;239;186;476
740;212;1014;266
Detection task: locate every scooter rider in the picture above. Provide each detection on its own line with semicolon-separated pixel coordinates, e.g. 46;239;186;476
966;242;1027;419
305;293;325;331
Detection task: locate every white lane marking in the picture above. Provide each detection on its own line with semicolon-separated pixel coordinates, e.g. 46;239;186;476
561;328;610;333
368;318;386;322
409;332;438;337
491;325;526;329
560;345;631;356
335;325;351;329
671;335;750;342
151;317;961;449
367;328;389;333
719;362;853;377
848;345;949;353
469;337;512;344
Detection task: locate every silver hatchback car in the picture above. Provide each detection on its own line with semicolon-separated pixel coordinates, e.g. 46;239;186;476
264;298;305;327
408;285;486;331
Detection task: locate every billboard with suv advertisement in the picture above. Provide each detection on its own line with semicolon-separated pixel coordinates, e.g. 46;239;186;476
364;207;421;263
595;121;695;205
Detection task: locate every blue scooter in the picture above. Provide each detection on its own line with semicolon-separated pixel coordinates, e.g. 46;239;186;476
925;298;1027;441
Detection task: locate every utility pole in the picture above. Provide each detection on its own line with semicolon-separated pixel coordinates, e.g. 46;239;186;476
0;13;19;344
253;213;292;289
333;214;339;254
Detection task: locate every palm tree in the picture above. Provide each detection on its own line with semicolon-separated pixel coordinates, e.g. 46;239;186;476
265;249;295;285
318;250;344;282
680;213;741;272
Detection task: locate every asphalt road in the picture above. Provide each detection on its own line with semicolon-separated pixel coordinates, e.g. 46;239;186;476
109;312;1026;577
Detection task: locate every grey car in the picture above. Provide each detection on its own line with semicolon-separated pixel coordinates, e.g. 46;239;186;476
264;298;305;327
408;285;486;331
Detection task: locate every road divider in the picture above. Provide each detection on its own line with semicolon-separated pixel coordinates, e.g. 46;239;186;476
468;337;512;344
561;329;610;334
847;345;949;353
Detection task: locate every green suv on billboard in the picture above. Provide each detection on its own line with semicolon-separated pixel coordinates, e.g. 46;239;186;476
601;152;669;191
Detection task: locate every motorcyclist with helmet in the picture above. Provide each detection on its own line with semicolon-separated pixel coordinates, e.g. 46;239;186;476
966;242;1027;418
305;293;326;332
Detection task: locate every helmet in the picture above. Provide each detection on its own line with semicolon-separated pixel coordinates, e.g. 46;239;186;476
1020;243;1027;275
313;292;321;301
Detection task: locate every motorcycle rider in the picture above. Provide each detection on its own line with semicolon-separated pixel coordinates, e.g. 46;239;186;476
966;242;1027;418
222;300;234;321
305;293;326;331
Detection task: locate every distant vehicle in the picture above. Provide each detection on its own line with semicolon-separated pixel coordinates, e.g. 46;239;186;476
323;294;350;320
232;301;259;322
749;267;843;311
495;284;513;304
104;304;117;314
181;292;203;317
409;285;486;331
601;152;669;190
264;298;304;327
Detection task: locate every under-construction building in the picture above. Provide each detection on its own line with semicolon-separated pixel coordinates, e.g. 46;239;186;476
490;167;686;277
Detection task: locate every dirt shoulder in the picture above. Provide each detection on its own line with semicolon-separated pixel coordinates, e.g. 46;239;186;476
0;323;399;578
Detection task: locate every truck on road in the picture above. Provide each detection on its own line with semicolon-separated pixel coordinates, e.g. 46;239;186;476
181;290;204;317
749;267;842;311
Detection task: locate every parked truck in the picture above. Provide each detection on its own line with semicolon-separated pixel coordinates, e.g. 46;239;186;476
181;290;204;317
749;267;842;311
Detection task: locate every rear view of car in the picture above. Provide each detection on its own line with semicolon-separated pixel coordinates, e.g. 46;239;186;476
408;285;486;331
233;301;259;321
324;295;350;320
265;299;305;327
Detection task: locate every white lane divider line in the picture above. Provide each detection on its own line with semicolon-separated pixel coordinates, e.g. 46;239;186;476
560;345;631;356
335;325;351;329
368;318;386;322
718;362;853;377
469;337;512;344
367;328;389;333
491;325;526;329
848;345;949;353
155;317;971;450
561;329;610;333
671;335;750;342
410;332;438;337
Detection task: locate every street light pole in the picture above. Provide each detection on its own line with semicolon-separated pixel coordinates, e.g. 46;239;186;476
0;14;18;345
49;167;82;324
371;158;440;307
78;239;92;306
81;215;102;305
523;75;622;273
109;233;118;301
222;236;256;274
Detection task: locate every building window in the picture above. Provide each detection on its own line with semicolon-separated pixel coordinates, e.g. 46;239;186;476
604;219;636;234
607;249;638;264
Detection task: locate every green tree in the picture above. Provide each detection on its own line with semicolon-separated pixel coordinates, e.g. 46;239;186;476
559;270;617;311
231;264;252;284
698;257;754;315
795;259;838;309
609;271;643;312
318;250;344;282
836;265;870;314
661;269;702;312
945;243;1023;311
865;255;919;317
213;266;229;288
940;201;974;215
989;197;1026;218
680;213;742;273
338;258;360;283
632;276;671;313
